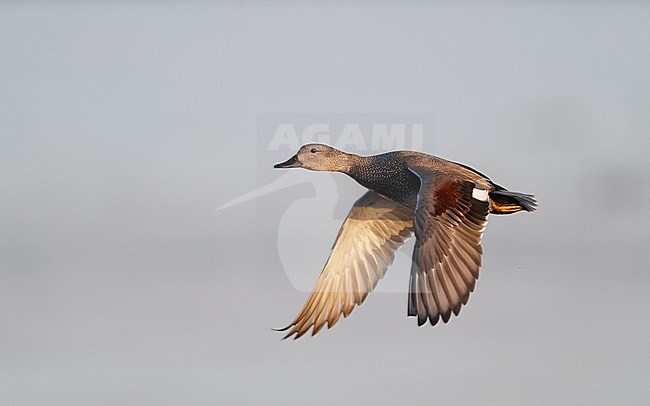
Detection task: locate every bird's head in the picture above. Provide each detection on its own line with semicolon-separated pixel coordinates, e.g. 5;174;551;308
273;144;355;172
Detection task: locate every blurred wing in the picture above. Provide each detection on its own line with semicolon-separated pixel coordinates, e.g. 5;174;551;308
407;166;490;326
278;191;414;339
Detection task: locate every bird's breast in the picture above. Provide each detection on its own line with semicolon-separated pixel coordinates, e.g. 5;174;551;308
348;165;420;206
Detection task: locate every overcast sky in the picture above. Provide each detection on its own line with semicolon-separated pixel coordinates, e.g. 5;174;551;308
2;2;649;405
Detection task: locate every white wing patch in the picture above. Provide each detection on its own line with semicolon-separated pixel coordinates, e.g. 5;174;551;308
472;188;489;201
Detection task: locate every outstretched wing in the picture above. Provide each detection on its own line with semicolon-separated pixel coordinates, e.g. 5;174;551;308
407;166;490;326
277;191;414;339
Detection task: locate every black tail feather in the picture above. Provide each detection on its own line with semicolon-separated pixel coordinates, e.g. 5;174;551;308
488;188;537;214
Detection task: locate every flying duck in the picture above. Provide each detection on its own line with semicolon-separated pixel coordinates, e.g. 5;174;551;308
273;144;536;339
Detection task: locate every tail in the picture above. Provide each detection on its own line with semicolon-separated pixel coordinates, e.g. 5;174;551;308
488;185;537;215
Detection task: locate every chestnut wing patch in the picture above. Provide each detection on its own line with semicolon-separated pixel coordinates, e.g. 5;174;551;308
433;181;464;216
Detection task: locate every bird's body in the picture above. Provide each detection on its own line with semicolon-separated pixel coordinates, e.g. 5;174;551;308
274;144;536;339
344;151;497;206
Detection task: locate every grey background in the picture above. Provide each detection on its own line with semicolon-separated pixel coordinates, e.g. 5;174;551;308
2;2;649;405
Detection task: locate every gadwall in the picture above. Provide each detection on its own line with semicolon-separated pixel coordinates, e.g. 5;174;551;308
273;144;536;339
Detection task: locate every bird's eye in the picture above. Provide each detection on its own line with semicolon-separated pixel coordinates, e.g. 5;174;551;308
310;148;317;153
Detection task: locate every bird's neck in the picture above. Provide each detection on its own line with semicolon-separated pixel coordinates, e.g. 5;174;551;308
333;152;365;174
345;155;377;185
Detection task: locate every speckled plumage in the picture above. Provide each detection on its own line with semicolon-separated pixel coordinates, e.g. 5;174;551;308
347;152;421;205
